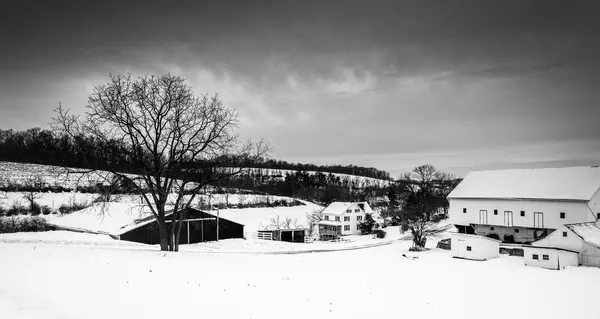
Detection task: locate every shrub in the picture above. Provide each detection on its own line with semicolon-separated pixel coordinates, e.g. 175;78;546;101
374;229;386;239
0;206;6;216
486;233;500;240
6;202;28;216
58;202;90;215
41;205;52;215
401;221;409;232
29;202;42;216
409;246;430;252
0;216;47;233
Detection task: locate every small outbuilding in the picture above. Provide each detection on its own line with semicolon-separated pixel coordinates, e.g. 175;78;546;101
529;221;600;268
257;228;307;243
451;233;500;261
523;246;579;270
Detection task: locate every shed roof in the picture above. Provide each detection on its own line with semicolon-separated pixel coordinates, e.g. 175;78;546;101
447;166;600;201
47;203;240;236
565;221;600;248
451;233;502;243
524;245;580;254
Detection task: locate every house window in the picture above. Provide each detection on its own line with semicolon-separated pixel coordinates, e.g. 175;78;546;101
490;227;495;231
514;228;520;233
344;216;350;222
355;209;360;212
346;209;352;213
466;246;472;251
520;211;525;217
335;216;340;222
324;215;329;221
597;213;600;219
357;216;363;221
560;212;566;219
543;255;549;260
494;209;498;215
563;232;568;237
463;208;467;213
344;225;350;231
532;254;539;260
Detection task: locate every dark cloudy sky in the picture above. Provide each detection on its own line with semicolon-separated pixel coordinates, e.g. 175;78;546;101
1;0;599;177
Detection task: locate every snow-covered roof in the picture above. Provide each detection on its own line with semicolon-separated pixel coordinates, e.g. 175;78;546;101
565;221;600;248
448;166;600;201
321;202;371;216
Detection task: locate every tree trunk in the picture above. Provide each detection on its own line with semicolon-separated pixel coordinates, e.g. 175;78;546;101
158;222;169;251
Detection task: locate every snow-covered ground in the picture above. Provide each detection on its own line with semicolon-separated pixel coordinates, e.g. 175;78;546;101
1;237;599;319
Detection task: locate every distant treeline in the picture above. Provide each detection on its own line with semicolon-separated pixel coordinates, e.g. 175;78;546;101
0;128;393;181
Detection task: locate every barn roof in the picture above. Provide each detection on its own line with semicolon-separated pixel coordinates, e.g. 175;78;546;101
47;203;239;236
447;166;600;201
565;221;600;248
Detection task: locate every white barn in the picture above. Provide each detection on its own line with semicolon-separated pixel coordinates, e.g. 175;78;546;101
528;221;600;268
451;233;500;261
448;166;600;244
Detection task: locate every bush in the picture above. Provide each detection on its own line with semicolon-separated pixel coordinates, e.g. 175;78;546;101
6;203;28;216
58;202;90;215
0;216;47;233
432;214;447;223
41;205;52;215
374;229;386;239
29;202;42;216
409;246;430;252
0;206;6;216
401;221;409;232
486;233;500;240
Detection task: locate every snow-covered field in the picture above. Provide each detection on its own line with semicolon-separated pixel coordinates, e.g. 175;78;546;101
1;237;599;319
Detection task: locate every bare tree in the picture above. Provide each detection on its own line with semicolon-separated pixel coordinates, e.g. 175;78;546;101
408;217;451;250
53;74;269;251
22;175;45;213
306;209;324;237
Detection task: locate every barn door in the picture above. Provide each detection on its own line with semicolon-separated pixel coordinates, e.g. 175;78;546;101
534;212;544;228
504;211;513;227
479;210;488;225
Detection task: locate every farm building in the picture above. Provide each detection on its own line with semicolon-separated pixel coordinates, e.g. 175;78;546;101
257;228;307;243
47;203;244;245
448;166;600;245
451;233;500;261
527;221;600;268
523;246;579;270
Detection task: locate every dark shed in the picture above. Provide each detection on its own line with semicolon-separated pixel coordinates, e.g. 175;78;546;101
118;208;244;245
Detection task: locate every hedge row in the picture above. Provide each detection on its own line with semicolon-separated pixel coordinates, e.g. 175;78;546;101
0;216;48;233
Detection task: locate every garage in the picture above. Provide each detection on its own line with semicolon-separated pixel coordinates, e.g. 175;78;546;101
523;246;579;270
451;233;500;261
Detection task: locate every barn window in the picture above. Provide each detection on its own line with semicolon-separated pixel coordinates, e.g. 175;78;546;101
344;225;350;231
466;246;472;251
532;254;539;260
324;216;329;221
463;208;467;213
597;213;600;219
494;209;498;215
560;212;566;219
335;216;340;222
520;211;525;217
515;228;520;233
543;255;549;260
490;227;495;231
563;232;567;237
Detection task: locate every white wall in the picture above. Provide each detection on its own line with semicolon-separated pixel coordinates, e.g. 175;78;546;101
533;226;584;254
588;189;600;219
449;198;595;230
523;247;579;270
451;233;499;261
581;241;600;267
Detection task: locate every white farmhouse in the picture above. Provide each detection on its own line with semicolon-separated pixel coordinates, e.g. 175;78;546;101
318;202;369;239
448;166;600;244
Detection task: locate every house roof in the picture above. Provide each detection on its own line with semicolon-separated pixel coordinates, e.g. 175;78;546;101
565;221;600;248
447;166;600;201
320;202;371;216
